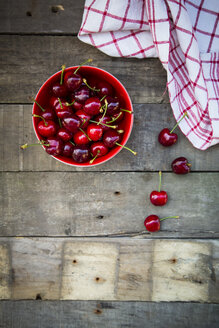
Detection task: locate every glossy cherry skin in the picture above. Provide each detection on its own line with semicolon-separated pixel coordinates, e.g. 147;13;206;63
73;130;90;145
62;142;74;157
91;142;108;157
84;97;101;116
158;128;178;146
74;85;90;103
45;137;64;156
106;96;120;115
50;96;60;109
62;115;82;133
72;145;90;163
75;109;91;128
57;128;73;142
64;71;82;91
37;120;57;137
52;82;68;98
95;115;112;131
172;157;191;174
55;106;73;119
103;130;121;148
144;215;160;232
110;111;124;123
150;191;168;206
41;108;56;121
98;81;113;97
87;123;103;141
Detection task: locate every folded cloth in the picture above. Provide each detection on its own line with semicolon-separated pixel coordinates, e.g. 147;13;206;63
78;0;219;150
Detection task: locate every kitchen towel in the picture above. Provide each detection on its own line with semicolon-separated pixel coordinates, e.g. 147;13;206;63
78;0;219;150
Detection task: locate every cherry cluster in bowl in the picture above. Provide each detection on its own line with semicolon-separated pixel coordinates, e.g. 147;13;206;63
22;60;136;164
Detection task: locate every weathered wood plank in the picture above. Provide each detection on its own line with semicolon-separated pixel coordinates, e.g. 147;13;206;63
0;0;84;34
1;104;218;172
0;301;218;328
1;172;218;238
0;35;168;104
0;238;218;302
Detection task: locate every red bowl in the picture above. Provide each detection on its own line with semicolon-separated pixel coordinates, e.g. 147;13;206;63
32;66;134;167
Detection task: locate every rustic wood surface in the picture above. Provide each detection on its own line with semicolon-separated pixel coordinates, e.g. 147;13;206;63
0;0;219;327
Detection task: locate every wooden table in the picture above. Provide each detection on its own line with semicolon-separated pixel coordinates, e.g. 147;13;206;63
0;1;219;327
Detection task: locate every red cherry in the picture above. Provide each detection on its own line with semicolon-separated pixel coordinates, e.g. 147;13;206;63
52;82;68;98
57;128;73;142
95;115;112;131
98;81;113;97
105;96;120;115
87;123;103;141
150;171;168;206
103;130;121;148
172;157;191;174
75;109;91;128
84;97;101;116
62;141;74;157
50;97;60;108
144;215;179;232
91;142;108;157
45;137;64;156
37;120;57;138
110;111;124;123
62;115;82;133
41;108;56;121
158;128;178;147
72;145;90;163
74;85;90;103
73;130;90;145
73;101;83;111
54;99;73;119
64;71;82;91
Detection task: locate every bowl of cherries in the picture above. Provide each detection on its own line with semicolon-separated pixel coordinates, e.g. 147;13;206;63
23;60;135;166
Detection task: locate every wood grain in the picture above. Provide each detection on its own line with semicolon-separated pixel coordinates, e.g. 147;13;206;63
0;172;218;238
0;0;84;34
0;35;168;104
0;301;219;328
1;104;219;172
0;238;218;302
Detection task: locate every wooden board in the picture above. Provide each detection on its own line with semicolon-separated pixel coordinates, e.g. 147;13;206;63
0;0;84;34
1;104;219;172
0;35;168;104
0;301;218;328
0;238;218;302
0;172;218;238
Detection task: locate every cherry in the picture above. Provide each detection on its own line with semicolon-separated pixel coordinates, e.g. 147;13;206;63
62;115;82;133
87;123;103;141
62;141;74;157
74;85;90;103
91;142;108;157
95;115;112;131
75;109;91;128
158;112;188;147
144;215;179;232
64;59;92;92
57;128;73;142
55;101;73;119
150;171;168;206
84;97;101;116
52;83;68;98
73;129;90;145
98;81;113;97
109;111;124;123
105;96;120;115
171;157;191;174
33;115;57;137
45;137;64;156
41;108;56;121
50;96;60;109
72;145;90;163
72;100;83;111
103;130;137;155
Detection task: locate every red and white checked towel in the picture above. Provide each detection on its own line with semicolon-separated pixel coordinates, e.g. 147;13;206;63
78;0;219;150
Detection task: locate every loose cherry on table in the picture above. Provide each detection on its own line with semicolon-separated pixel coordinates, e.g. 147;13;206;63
33;114;57;138
144;215;179;232
150;171;168;206
171;157;191;174
158;112;188;146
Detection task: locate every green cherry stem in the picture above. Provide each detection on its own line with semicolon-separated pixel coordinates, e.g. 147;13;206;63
115;142;137;155
100;95;106;102
32;114;48;126
69;140;75;146
158;171;162;192
97;100;108;125
79;128;91;141
106;112;122;124
20;141;49;149
120;108;133;114
160;216;179;222
170;112;188;134
60;65;66;85
89;120;117;129
58;118;62;128
89;150;100;164
58;98;63;109
33;100;45;112
65;100;76;107
83;78;100;92
74;59;93;75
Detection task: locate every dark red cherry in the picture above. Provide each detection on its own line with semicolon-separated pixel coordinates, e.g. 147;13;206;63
50;97;60;109
91;142;108;157
57;128;73;142
95;115;112;131
110;111;124;123
73;130;90;145
144;215;179;232
150;171;168;206
62;115;82;133
98;81;113;97
45;137;64;156
64;71;82;91
103;130;121;148
52;82;68;98
55;105;73;119
84;97;101;116
72;145;90;163
37;120;57;137
62;142;74;157
87;123;103;141
171;157;191;174
105;96;120;115
41;108;56;120
158;128;178;147
75;109;91;128
74;85;90;103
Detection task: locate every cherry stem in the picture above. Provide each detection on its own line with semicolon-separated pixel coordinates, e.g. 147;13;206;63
100;95;106;102
158;171;162;192
97;100;108;125
33;100;45;112
170;112;188;134
74;59;93;75
32;114;48;126
89;150;100;164
79;127;91;141
69;140;75;146
120;108;133;114
65;100;75;107
20;141;49;149
58;118;62;128
117;130;124;134
116;142;137;155
89;120;117;129
106;112;122;124
83;78;100;92
60;65;66;85
160;216;179;222
187;163;192;167
58;98;63;109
